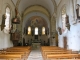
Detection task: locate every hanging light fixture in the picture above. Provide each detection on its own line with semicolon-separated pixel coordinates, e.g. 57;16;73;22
12;8;20;24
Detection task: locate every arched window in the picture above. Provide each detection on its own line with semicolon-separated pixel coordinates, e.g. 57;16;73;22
5;7;10;30
28;26;31;35
35;27;38;35
61;6;66;32
4;7;11;33
42;27;45;35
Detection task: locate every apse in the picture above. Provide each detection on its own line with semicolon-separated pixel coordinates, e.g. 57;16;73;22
25;16;48;28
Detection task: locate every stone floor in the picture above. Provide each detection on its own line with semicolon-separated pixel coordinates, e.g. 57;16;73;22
27;46;43;60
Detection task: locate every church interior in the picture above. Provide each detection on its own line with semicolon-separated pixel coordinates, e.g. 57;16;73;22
0;0;80;60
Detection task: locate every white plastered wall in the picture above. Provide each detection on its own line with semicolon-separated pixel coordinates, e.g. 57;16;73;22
57;0;80;51
0;0;15;49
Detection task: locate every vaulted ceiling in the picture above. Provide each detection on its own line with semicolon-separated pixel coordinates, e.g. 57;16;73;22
12;0;18;5
11;0;61;29
11;0;61;16
55;0;61;6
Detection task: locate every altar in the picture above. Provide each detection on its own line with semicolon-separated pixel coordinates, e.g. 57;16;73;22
32;43;41;49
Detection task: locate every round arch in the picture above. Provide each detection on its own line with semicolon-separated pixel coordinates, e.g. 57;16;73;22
22;12;50;34
23;5;50;19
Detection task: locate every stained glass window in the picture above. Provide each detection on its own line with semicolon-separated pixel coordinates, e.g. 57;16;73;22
35;27;38;35
42;27;45;35
28;26;31;35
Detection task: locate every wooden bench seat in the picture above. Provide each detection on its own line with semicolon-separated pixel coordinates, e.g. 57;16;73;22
41;46;80;60
46;54;80;59
0;54;23;60
0;46;31;60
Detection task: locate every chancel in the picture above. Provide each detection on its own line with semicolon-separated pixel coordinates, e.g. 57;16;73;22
0;0;80;60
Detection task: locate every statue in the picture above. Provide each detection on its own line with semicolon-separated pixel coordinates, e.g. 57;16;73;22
1;14;6;31
58;27;62;35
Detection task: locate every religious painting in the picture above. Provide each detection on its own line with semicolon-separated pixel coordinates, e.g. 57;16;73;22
26;16;48;28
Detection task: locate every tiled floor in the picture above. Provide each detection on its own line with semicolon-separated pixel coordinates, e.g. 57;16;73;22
27;47;43;60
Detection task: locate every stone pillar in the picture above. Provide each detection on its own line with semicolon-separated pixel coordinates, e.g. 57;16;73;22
50;16;56;46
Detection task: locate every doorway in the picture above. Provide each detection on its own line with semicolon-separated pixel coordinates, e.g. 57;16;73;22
63;37;67;49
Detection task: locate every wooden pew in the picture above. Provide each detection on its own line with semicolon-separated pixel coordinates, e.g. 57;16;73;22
46;54;80;59
0;53;25;60
0;46;31;60
41;46;80;60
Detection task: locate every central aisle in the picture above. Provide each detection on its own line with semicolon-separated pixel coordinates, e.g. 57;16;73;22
27;47;43;60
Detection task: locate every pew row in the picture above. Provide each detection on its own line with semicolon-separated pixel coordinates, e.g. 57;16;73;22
0;46;31;60
41;46;80;60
